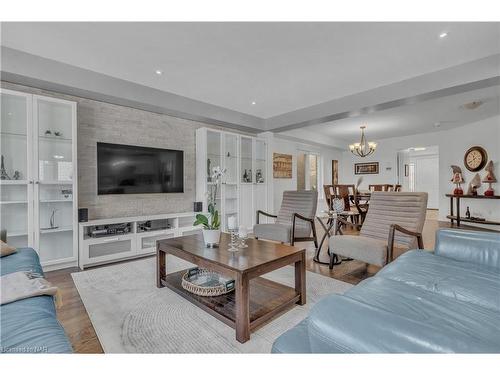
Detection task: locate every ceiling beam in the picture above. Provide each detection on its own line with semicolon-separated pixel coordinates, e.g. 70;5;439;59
266;54;500;132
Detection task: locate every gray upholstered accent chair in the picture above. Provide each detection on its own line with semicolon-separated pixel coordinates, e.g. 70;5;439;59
254;190;318;247
329;192;428;269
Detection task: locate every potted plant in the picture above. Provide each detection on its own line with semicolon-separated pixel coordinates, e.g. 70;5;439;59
194;166;226;247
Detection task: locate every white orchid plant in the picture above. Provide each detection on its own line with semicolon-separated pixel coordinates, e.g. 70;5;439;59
194;166;226;230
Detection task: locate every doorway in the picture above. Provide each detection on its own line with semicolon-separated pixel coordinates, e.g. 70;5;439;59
398;146;439;209
297;152;320;191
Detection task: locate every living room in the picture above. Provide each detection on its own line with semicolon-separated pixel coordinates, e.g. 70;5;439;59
1;1;499;373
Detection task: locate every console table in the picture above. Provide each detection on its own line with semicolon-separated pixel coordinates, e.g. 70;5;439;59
446;194;500;227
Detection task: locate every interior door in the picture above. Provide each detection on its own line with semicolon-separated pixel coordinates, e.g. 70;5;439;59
414;155;439;209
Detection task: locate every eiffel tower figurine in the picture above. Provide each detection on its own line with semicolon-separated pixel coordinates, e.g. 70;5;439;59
0;155;10;180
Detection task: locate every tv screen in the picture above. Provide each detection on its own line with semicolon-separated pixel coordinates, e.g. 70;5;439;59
97;142;184;195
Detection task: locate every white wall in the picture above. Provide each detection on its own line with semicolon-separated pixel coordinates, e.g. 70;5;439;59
267;135;343;213
340;115;500;227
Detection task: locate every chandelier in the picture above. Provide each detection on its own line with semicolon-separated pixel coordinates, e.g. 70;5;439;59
349;126;377;157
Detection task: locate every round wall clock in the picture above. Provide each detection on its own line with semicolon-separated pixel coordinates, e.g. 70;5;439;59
464;146;488;172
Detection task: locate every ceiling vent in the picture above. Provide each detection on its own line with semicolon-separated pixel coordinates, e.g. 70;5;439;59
461;101;483;110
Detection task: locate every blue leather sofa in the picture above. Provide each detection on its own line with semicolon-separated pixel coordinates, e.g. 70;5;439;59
272;229;500;353
0;248;72;353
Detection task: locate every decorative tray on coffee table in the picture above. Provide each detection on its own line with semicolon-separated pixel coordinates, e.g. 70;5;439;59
181;268;235;297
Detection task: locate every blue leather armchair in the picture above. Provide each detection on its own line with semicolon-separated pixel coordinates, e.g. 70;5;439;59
272;229;500;353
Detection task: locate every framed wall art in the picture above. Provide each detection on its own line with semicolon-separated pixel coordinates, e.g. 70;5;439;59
354;162;379;175
273;153;292;178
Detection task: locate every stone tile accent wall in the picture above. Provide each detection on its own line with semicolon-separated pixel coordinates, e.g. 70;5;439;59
1;81;243;220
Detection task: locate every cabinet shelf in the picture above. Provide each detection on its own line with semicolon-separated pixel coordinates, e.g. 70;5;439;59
0;180;29;185
0;200;28;204
39;180;73;185
40;199;73;203
39;135;72;142
40;226;73;234
7;231;28;237
0;131;27;137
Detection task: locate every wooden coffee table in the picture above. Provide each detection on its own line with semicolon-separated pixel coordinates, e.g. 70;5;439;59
156;233;306;343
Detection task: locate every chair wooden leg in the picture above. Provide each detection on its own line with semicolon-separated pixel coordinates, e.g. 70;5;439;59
311;221;318;249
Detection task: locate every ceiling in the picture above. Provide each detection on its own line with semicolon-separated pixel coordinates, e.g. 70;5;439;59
281;84;500;144
2;22;499;118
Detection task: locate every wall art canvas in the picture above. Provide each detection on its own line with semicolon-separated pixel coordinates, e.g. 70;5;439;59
354;162;379;175
273;153;292;178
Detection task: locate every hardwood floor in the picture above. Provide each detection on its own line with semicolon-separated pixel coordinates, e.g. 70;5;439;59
44;210;489;353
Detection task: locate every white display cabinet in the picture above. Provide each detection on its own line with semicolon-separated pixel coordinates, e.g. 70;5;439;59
0;89;77;271
196;128;268;233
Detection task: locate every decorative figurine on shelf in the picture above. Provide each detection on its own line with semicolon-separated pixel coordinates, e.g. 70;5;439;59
12;170;21;180
44;130;52;136
49;209;59;229
243;169;249;182
54;131;62;137
450;165;464;195
207;158;212;182
256;169;264;183
0;155;10;180
61;189;72;199
467;173;482;196
482;160;496;197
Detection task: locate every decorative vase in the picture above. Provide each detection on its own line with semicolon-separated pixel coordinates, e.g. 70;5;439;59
453;185;463;195
484;184;494;197
203;229;221;248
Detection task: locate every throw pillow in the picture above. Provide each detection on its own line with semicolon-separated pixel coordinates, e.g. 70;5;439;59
0;240;17;257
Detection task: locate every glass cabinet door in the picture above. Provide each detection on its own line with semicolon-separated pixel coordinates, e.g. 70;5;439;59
255;139;266;184
206;130;222;211
240;137;253;183
0;90;31;248
35;97;75;263
222;133;238;231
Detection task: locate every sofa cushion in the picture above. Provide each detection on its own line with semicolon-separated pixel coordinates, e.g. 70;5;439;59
271;319;313;353
376;250;500;313
1;240;17;257
254;223;291;243
435;229;500;270
307;293;500;353
329;235;387;266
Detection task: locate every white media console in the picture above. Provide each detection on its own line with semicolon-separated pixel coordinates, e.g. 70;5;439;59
78;212;202;269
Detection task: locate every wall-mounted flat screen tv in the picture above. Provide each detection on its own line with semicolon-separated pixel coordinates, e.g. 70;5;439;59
97;142;184;194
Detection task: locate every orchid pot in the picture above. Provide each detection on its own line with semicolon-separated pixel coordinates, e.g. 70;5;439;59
202;229;221;247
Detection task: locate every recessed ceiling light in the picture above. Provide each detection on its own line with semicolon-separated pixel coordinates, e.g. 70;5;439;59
413;147;427;151
155;69;163;75
53;155;64;159
251;101;256;105
439;32;448;38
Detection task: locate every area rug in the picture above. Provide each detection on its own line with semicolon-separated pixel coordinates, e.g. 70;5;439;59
72;256;352;353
